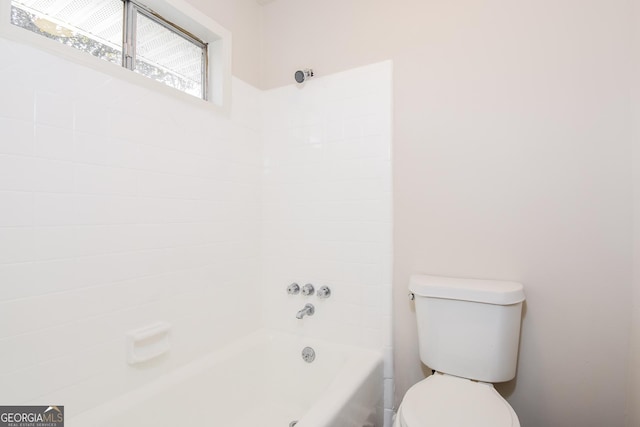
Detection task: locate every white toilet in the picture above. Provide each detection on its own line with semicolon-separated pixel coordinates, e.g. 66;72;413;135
395;275;526;427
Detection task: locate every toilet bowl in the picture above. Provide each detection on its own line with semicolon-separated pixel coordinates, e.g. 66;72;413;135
397;275;525;427
393;373;520;427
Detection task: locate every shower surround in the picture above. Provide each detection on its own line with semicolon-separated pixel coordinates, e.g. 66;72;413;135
261;62;394;422
0;36;263;412
0;35;393;425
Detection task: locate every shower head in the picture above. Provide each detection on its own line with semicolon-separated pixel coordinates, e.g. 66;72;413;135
295;69;314;84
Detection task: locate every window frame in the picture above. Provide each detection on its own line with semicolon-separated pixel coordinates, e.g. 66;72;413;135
0;0;231;112
123;0;209;101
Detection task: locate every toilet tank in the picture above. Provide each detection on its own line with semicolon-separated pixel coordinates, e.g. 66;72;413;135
410;275;525;383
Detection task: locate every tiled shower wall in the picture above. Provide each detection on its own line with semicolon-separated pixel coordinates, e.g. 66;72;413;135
261;62;394;422
0;38;263;415
0;35;394;422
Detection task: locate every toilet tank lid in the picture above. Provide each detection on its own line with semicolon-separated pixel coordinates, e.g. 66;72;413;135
409;275;525;305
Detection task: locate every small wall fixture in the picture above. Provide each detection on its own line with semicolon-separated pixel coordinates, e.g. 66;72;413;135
287;283;300;295
301;283;315;296
317;286;331;299
295;69;314;84
126;321;171;365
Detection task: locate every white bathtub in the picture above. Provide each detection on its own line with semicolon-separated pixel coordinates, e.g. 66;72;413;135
68;330;383;427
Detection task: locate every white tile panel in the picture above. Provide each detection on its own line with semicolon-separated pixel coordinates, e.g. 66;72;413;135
0;86;35;122
74;164;138;196
260;62;392;348
33;226;77;261
35;125;75;160
0;38;264;415
0;118;35;156
0;36;392;421
260;62;393;420
0;228;34;264
0;155;74;193
0;259;79;302
35;91;74;129
0;191;34;227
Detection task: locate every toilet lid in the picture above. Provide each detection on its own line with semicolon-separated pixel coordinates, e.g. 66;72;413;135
400;374;518;427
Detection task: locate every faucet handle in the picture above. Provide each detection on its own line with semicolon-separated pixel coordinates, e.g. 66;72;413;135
301;283;315;296
317;286;331;299
287;283;300;295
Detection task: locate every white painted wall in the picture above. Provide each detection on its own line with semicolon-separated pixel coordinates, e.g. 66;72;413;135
185;0;262;88
260;1;634;426
260;61;393;423
629;0;640;424
631;151;640;421
0;37;263;416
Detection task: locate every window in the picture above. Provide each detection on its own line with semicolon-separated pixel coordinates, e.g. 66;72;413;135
10;0;209;100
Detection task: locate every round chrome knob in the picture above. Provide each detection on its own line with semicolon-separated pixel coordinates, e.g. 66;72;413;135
317;286;331;299
301;283;315;296
287;283;300;295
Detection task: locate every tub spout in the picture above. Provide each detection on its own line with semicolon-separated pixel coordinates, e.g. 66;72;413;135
296;303;315;319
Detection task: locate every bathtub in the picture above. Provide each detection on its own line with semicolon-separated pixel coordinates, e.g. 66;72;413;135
68;330;383;427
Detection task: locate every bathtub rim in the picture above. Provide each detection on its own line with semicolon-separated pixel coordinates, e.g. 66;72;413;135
67;328;383;426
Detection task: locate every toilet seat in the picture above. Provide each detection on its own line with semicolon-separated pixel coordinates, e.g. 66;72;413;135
396;373;520;427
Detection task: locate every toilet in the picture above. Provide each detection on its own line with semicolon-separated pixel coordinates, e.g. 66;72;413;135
395;275;526;427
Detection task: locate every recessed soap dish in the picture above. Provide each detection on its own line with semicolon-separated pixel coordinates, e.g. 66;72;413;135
126;321;171;365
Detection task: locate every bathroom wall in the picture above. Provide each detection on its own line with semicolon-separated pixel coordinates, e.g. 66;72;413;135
185;0;263;88
631;142;640;422
630;1;640;424
260;1;634;426
260;61;393;423
0;37;262;416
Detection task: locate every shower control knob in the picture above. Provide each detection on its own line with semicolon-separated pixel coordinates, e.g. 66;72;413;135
317;286;331;299
301;283;315;296
287;283;300;295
